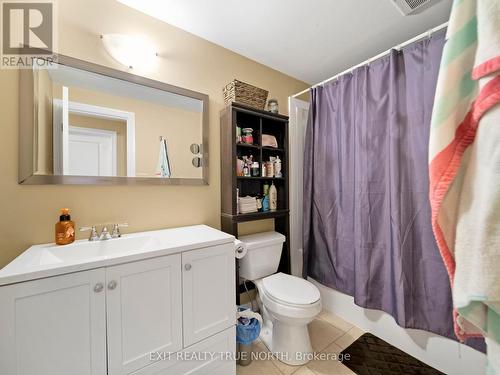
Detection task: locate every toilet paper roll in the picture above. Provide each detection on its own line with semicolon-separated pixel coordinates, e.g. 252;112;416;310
234;239;248;259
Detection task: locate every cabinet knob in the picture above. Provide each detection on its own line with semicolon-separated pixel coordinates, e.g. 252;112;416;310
107;280;117;290
184;263;192;271
94;283;104;293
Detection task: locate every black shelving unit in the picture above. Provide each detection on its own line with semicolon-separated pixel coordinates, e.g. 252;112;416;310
220;102;290;304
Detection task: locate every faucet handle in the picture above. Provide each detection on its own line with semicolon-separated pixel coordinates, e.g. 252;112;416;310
80;226;99;241
100;226;112;241
111;223;129;238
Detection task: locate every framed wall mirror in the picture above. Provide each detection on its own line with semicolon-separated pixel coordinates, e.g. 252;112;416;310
19;55;209;185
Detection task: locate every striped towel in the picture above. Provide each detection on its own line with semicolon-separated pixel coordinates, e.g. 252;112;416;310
429;0;500;372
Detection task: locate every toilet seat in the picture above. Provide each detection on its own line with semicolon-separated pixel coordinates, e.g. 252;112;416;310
262;273;320;306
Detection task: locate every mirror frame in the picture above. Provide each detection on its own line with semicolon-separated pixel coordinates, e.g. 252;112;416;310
19;54;209;185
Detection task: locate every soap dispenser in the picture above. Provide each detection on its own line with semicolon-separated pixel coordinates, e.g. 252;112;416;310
55;208;75;245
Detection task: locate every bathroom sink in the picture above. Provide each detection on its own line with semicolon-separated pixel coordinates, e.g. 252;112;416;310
0;225;235;286
41;235;161;265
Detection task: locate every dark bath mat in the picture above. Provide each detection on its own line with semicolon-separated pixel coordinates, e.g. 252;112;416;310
340;333;444;375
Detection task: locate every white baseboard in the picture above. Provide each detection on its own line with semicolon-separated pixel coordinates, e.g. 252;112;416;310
310;278;486;375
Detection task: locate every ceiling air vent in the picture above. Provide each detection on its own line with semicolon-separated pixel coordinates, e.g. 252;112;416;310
391;0;442;15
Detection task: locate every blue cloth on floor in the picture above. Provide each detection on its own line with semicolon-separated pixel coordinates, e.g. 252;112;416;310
236;307;261;345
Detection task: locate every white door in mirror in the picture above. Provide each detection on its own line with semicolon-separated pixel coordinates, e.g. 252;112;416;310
68;126;117;176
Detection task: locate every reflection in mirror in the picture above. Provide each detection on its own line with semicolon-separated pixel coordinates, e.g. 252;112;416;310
33;62;205;180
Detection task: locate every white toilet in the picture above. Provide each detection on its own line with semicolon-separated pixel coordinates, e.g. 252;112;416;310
238;231;322;365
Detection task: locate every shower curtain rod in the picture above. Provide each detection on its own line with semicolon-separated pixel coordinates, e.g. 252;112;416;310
291;22;448;98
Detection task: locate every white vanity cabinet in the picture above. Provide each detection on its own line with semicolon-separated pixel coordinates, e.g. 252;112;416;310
182;244;236;347
0;268;107;375
106;254;183;375
0;227;236;375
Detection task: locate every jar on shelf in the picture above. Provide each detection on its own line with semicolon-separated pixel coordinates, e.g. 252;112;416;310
251;162;260;177
267;99;279;114
266;161;274;177
236;158;244;176
242;128;254;144
236;126;242;143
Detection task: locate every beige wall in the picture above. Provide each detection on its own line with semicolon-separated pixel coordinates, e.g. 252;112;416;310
0;0;308;267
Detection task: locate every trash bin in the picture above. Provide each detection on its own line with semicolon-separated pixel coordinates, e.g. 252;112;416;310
237;342;254;366
236;307;262;366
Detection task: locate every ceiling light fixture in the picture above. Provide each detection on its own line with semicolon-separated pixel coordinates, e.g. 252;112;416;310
101;33;158;72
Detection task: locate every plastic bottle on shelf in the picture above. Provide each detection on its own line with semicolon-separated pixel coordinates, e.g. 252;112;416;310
269;183;277;211
262;195;270;212
256;195;263;211
274;156;282;178
263;183;270;196
266;160;274;177
251;162;260;177
260;183;268;212
236;126;242;143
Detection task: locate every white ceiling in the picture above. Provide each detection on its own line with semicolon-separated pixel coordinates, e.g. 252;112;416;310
117;0;452;84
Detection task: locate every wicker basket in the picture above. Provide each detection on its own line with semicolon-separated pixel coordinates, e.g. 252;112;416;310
223;80;269;110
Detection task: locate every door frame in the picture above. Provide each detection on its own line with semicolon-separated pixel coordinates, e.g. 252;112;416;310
53;99;136;176
288;97;310;277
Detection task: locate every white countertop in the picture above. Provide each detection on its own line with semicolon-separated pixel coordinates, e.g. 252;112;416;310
0;225;234;286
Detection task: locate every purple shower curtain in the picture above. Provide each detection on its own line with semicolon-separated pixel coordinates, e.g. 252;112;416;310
303;31;482;345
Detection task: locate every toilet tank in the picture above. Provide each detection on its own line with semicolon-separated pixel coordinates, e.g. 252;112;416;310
238;231;285;280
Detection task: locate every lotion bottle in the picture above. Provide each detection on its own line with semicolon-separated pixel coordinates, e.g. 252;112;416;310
55;208;75;245
274;156;282;178
269;183;278;211
262;183;270;212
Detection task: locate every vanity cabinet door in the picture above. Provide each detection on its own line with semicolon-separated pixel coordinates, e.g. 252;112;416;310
0;269;107;375
106;254;183;375
182;244;236;347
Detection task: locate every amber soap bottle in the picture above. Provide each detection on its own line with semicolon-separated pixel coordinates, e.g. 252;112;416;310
55;208;75;245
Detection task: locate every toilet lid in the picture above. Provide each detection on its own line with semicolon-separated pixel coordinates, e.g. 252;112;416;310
262;273;320;305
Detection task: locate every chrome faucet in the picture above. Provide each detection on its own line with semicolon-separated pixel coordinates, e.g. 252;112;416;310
80;223;129;241
79;226;99;241
99;226;112;241
111;223;129;238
